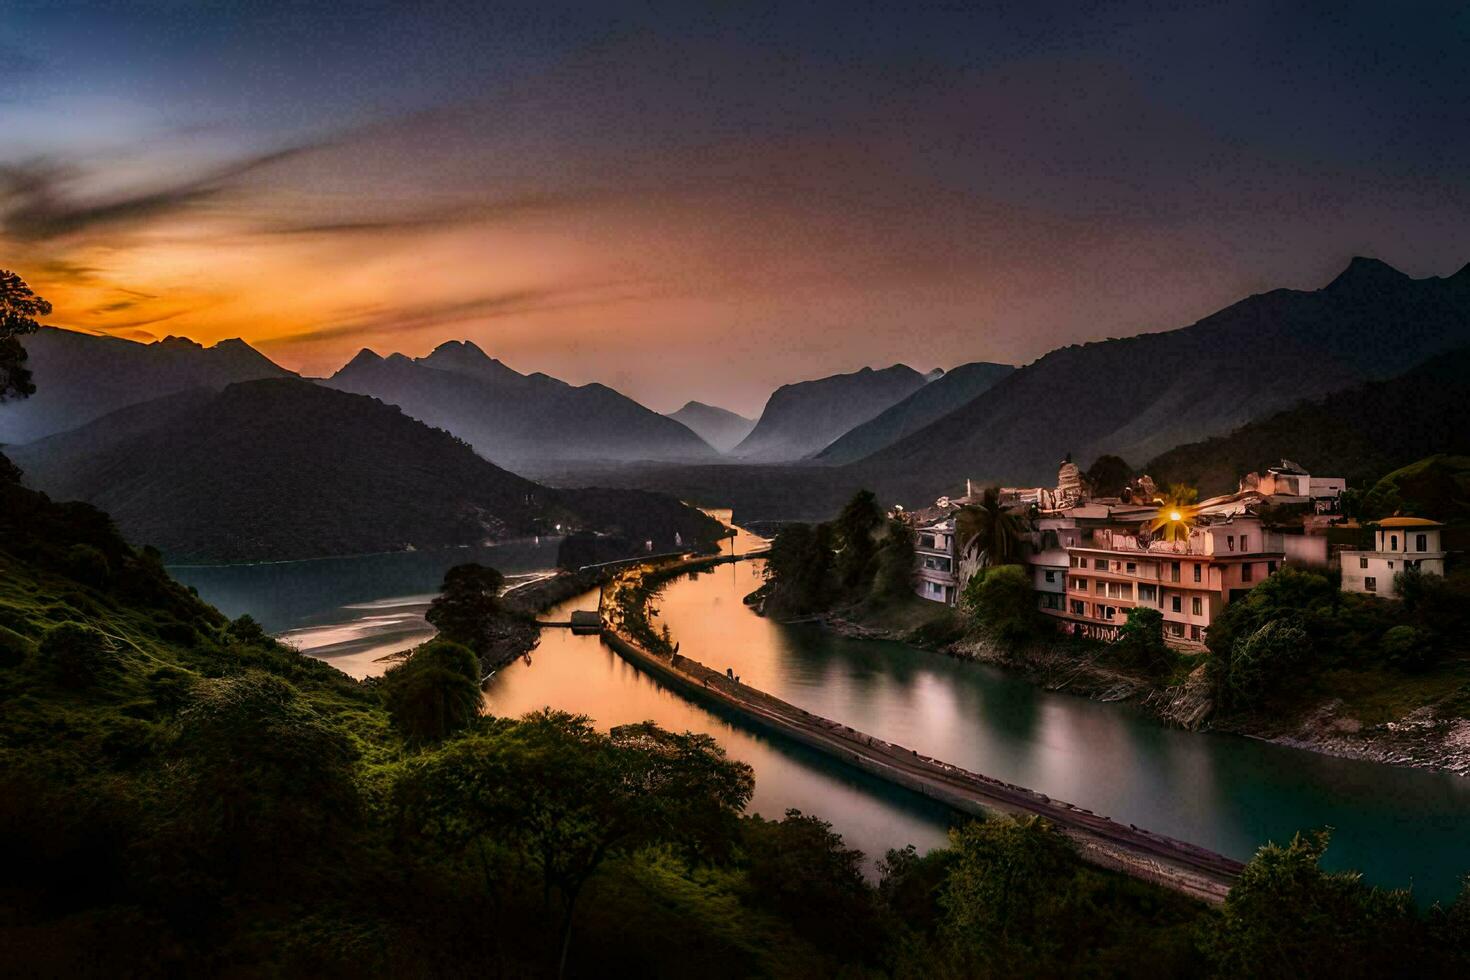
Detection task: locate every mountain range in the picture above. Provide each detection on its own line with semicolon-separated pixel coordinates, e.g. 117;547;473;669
0;328;292;445
812;361;1014;464
325;341;717;472
9;378;725;562
666;401;756;453
731;363;929;461
847;257;1470;502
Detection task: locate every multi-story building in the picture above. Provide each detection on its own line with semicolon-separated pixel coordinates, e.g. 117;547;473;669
914;517;960;605
1339;517;1447;597
1040;504;1287;649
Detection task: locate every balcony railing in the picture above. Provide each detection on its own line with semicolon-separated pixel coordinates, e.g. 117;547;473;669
1080;531;1201;555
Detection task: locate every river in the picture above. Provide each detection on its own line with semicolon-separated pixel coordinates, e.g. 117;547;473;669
174;531;1470;901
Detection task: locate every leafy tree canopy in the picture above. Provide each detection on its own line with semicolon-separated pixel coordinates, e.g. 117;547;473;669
0;269;51;401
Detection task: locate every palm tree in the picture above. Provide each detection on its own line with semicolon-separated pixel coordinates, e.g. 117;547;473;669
955;486;1024;572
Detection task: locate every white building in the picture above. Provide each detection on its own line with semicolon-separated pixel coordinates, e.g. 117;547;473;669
914;518;960;605
1339;517;1447;598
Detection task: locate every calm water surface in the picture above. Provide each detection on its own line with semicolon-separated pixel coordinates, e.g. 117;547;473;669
178;527;1470;899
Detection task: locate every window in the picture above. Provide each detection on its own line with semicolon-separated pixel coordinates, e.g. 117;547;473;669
1390;534;1399;551
1193;563;1202;583
1100;605;1116;621
1138;584;1158;603
1359;556;1369;569
1044;570;1056;583
1070;599;1086;615
1267;561;1277;575
919;534;936;549
1242;563;1254;583
1095;581;1105;595
1171;595;1182;613
1417;534;1428;552
1365;577;1377;592
1191;597;1203;616
1227;535;1235;551
1041;593;1062;610
1071;577;1087;591
1190;625;1202;642
928;581;943;595
1170;562;1181;583
1240;535;1248;551
1107;582;1130;599
1126;562;1136;575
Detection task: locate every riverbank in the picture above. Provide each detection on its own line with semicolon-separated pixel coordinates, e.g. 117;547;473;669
788;598;1470;778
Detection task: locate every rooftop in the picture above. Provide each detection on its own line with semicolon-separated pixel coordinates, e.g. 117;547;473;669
1375;517;1444;528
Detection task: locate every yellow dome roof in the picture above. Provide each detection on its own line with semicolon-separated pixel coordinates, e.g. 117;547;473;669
1375;517;1443;528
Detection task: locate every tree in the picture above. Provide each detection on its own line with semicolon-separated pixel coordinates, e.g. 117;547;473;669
955;485;1024;571
425;563;505;655
961;564;1041;645
741;809;887;961
381;639;483;741
399;710;753;977
0;269;51;401
1085;454;1133;498
1211;830;1422;978
765;522;835;614
171;672;361;879
1112;606;1173;674
833;490;883;591
939;817;1076;972
871;518;916;602
40;622;122;689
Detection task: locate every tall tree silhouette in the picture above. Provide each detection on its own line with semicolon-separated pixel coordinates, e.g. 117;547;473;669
0;269;51;400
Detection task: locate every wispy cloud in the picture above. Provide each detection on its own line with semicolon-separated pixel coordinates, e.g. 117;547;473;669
0;143;322;241
259;280;650;350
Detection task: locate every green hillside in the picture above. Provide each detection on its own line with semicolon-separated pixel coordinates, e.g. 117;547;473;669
1146;349;1470;496
1360;455;1470;522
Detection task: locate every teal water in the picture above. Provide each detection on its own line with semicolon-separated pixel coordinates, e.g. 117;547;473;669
177;534;1470;900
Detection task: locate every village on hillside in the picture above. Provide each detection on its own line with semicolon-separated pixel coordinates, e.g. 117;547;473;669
905;458;1455;650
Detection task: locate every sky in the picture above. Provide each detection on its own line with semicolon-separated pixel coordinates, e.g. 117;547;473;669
3;1;1468;416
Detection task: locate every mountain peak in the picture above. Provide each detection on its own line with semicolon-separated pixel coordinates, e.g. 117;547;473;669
1326;256;1411;293
343;348;383;370
429;339;488;359
155;335;203;349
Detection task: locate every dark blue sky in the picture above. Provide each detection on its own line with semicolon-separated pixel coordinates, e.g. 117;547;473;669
3;1;1468;411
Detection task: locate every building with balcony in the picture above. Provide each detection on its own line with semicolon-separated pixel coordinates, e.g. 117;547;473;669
1339;517;1447;598
914;517;959;605
1042;504;1288;649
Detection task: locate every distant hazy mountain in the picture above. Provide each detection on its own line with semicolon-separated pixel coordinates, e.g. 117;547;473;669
325;341;716;471
731;364;927;461
851;258;1470;502
0;327;292;445
667;401;756;453
812;361;1014;465
1145;347;1470;496
12;378;725;562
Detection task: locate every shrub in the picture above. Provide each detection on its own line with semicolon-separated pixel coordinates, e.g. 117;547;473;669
226;614;269;646
962;565;1042;645
39;622;122;689
381;640;483;741
1110;606;1174;674
1215;618;1308;712
1380;624;1438;671
63;544;111;588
